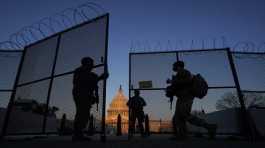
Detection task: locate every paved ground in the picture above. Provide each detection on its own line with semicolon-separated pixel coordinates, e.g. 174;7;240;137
1;135;265;148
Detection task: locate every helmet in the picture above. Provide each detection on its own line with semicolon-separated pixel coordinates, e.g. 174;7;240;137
81;57;94;66
173;61;184;68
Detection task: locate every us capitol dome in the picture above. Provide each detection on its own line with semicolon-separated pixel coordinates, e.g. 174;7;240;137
106;85;129;133
106;85;172;134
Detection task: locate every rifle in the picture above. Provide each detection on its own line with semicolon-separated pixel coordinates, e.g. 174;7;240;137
95;85;99;112
166;77;174;110
169;96;173;110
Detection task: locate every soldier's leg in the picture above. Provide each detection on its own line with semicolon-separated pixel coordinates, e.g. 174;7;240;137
129;112;136;135
73;99;83;137
137;112;145;136
79;105;91;131
180;95;209;127
184;97;217;139
182;98;205;126
172;114;178;136
187;114;207;127
178;118;188;137
173;99;187;138
73;98;91;136
177;97;196;138
187;114;217;139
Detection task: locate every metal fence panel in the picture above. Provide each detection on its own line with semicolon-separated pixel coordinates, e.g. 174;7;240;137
7;80;51;134
0;51;21;134
18;37;58;85
55;17;107;75
233;53;265;92
3;14;108;136
47;67;104;133
0;51;21;89
131;53;176;89
179;50;235;87
129;49;262;136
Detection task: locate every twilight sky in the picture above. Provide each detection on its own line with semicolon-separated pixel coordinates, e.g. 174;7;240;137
1;0;265;119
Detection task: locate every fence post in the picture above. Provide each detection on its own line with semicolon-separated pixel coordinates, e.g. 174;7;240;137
42;35;61;134
226;48;259;141
101;13;109;142
128;53;132;140
145;114;150;136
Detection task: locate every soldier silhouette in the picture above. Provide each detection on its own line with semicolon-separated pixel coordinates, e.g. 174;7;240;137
166;61;217;140
127;90;147;138
72;57;108;141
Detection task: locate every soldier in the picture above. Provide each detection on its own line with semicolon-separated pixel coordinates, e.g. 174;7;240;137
127;90;147;138
72;57;108;141
167;61;217;140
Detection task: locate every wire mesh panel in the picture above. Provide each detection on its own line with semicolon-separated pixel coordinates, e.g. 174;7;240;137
232;53;265;136
4;36;58;134
4;14;109;136
188;88;241;134
47;67;105;133
45;15;108;134
131;52;176;89
91;67;105;132
46;74;74;133
55;16;107;75
232;53;265;92
0;92;11;134
179;50;235;87
178;50;243;134
0;93;11;109
0;51;22;89
245;92;265;136
7;80;51;134
0;50;21;134
129;49;249;136
18;36;58;85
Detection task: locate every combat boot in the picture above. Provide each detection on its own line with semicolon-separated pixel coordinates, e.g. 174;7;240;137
206;124;217;139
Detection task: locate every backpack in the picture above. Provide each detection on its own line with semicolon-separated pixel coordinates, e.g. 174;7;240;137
191;74;208;99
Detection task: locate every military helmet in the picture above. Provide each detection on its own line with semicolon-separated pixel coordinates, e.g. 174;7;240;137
81;57;94;66
173;61;185;68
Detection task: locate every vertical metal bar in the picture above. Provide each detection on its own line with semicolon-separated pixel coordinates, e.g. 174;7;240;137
226;48;256;141
101;13;109;142
213;38;216;49
227;49;246;111
176;51;179;61
1;49;27;138
128;53;132;140
42;35;61;134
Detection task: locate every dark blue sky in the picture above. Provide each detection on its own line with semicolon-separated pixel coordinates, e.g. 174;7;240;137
1;0;265;109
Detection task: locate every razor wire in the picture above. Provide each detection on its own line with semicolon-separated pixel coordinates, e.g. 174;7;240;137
129;38;265;60
0;2;105;50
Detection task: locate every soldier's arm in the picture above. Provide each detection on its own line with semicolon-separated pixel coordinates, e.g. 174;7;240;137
73;69;78;85
141;97;147;106
97;72;109;82
94;85;99;103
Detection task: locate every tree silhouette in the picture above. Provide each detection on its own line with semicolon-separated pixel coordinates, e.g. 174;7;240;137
216;92;265;110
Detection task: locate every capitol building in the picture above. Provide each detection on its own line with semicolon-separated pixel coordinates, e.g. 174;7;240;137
106;86;172;134
106;86;129;134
